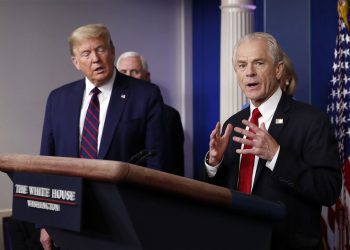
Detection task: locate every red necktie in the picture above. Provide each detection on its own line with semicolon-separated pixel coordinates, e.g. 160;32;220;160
80;87;101;159
238;108;262;194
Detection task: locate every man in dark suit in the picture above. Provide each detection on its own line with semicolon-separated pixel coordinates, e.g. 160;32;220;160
39;24;165;249
116;51;185;176
205;32;341;250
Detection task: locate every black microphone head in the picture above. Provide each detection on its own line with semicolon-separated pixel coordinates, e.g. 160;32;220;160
128;150;148;164
134;150;157;165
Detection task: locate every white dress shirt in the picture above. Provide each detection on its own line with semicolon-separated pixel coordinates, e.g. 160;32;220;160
206;87;283;190
79;69;116;152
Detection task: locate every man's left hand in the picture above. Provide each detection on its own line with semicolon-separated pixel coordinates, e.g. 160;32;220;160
233;119;279;161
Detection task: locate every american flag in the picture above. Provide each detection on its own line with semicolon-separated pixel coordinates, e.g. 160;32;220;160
325;1;350;249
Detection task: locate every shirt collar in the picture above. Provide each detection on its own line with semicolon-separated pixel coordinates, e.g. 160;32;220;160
84;68;116;96
249;87;282;120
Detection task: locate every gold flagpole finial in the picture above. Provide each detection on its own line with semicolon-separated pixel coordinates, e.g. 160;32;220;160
338;0;350;30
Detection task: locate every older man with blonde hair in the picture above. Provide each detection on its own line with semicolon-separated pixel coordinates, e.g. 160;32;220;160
40;24;166;249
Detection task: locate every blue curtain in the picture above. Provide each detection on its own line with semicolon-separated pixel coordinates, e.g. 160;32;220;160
192;0;221;179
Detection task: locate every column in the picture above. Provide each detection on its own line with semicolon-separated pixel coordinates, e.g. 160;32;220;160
220;0;256;123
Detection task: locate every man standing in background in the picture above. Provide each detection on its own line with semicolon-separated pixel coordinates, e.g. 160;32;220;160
116;51;185;176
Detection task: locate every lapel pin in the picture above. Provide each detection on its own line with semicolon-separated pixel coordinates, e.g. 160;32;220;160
275;118;283;124
121;94;126;99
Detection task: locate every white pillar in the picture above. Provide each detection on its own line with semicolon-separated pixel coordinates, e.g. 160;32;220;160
220;0;256;123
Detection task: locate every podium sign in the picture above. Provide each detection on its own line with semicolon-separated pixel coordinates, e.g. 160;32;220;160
12;172;83;231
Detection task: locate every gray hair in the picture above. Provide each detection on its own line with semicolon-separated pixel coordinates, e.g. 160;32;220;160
232;32;284;65
68;23;114;56
116;51;149;72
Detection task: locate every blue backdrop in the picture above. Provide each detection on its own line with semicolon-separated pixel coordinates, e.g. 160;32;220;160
192;0;220;179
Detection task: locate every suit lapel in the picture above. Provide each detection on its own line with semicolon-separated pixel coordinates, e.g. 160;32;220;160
232;108;250;189
268;94;290;143
253;93;291;187
68;80;85;157
98;72;129;159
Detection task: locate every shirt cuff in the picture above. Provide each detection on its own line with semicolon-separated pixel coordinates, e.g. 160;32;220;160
265;146;280;171
204;151;223;177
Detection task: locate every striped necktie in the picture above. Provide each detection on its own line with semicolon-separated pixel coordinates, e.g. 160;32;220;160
80;87;101;159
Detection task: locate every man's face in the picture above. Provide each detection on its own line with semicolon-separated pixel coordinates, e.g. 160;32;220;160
234;39;283;107
118;56;150;81
71;36;115;87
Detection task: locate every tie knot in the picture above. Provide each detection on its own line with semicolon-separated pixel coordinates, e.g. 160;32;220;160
250;108;261;126
91;87;101;95
252;108;261;120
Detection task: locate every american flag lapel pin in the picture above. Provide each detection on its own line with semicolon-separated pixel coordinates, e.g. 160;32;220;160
121;94;126;99
275;118;283;124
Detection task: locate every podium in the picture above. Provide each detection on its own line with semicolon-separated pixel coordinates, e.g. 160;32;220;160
0;154;285;250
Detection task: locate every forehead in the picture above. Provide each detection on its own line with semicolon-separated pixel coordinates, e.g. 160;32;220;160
74;37;108;51
235;39;270;62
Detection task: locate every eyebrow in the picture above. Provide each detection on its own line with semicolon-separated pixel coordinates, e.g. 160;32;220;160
236;57;265;63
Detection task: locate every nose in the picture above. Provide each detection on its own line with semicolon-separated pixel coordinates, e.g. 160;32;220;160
90;51;100;62
244;63;257;77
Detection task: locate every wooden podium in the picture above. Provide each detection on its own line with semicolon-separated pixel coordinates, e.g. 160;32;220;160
0;154;285;250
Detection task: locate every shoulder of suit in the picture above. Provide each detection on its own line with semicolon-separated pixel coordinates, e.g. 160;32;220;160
281;97;330;122
288;98;325;114
164;104;180;114
49;79;84;97
117;73;159;91
224;107;249;126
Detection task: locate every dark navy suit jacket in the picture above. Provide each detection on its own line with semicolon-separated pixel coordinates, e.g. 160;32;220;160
40;70;165;170
206;93;342;250
163;104;184;176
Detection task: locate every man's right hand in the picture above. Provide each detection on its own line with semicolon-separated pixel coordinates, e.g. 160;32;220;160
40;228;52;250
208;122;233;166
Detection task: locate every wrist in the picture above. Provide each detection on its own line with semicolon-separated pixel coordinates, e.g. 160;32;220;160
206;154;219;166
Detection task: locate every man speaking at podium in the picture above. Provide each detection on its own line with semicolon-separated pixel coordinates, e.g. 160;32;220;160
39;24;165;250
205;32;342;250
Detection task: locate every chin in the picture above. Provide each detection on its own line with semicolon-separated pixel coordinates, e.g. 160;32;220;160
245;94;258;101
92;78;107;86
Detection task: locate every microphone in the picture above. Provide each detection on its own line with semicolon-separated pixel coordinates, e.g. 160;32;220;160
134;151;157;165
128;150;148;164
128;150;157;165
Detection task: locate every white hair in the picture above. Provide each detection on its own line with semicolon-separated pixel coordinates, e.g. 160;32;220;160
116;51;149;72
232;32;283;65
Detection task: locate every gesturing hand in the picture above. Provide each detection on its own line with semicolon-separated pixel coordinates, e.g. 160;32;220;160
208;122;233;166
40;228;52;250
233;119;279;161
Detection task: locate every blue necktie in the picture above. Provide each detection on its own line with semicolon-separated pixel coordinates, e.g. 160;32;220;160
80;87;101;159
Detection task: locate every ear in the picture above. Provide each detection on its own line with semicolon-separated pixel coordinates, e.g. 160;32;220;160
71;56;80;70
232;58;238;73
111;47;116;63
275;61;284;80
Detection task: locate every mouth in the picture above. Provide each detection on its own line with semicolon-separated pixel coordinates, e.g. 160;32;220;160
93;67;104;74
246;82;259;88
